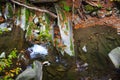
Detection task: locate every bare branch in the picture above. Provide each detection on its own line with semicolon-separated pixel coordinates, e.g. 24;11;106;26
85;1;99;7
10;0;57;18
30;0;58;3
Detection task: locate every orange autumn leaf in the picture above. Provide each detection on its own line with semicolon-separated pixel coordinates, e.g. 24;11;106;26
0;16;5;23
10;69;15;73
74;23;83;29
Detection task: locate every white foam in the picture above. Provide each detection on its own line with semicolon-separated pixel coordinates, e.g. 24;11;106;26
28;44;48;59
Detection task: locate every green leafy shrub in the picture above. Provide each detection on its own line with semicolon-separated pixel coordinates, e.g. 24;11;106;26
38;30;52;43
85;5;95;13
0;49;21;80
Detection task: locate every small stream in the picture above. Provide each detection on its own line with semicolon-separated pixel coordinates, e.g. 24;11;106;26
0;2;120;80
1;24;120;80
43;25;120;80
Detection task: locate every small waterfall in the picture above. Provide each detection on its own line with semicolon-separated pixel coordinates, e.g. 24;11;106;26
27;44;48;59
55;4;75;56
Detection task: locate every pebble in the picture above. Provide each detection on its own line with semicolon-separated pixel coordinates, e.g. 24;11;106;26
97;10;105;18
105;11;112;17
91;11;97;17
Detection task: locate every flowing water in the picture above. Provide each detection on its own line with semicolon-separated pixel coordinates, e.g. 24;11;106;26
0;1;120;80
43;25;120;80
1;22;120;80
0;2;120;79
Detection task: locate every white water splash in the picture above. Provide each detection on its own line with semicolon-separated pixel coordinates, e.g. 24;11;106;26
4;3;9;20
0;52;5;58
0;23;12;31
28;44;48;59
16;17;21;26
55;4;74;56
21;8;26;31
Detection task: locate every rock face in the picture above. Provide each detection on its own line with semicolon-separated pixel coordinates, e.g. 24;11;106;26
73;25;120;78
41;25;120;80
0;26;26;53
16;60;43;80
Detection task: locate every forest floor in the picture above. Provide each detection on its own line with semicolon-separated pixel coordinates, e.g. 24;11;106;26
73;0;120;29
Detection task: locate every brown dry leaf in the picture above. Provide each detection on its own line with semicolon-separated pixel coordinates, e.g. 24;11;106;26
57;41;64;48
74;23;83;29
10;69;15;73
0;16;5;23
29;16;33;22
54;30;59;34
56;35;61;39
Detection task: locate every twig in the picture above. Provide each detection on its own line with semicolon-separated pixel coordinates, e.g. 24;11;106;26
85;1;98;7
30;0;58;3
72;0;75;22
10;0;57;18
77;9;84;20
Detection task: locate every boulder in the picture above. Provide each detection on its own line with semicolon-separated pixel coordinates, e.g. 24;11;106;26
108;47;120;68
16;60;43;80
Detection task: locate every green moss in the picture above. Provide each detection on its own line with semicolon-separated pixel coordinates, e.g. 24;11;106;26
0;29;3;35
39;30;52;42
70;38;74;56
97;3;102;9
25;9;30;27
85;5;94;12
61;1;70;12
45;13;50;30
6;3;13;18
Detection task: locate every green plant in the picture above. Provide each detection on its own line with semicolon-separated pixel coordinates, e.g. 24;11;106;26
38;30;52;42
61;1;70;12
6;2;13;18
0;49;21;80
8;49;17;59
0;29;3;34
97;3;102;9
85;5;94;13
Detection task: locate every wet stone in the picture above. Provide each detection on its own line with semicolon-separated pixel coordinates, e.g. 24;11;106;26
73;25;120;79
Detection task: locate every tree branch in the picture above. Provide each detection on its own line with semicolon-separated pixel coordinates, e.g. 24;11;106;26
29;0;58;3
10;0;57;18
